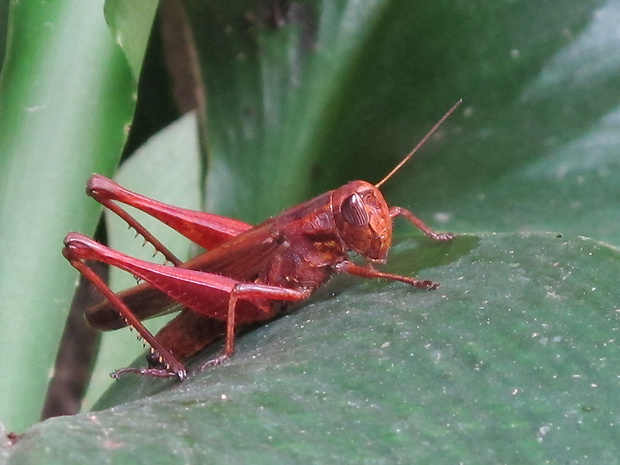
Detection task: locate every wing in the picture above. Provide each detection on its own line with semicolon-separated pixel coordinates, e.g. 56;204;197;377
184;220;285;279
85;283;180;330
85;220;287;330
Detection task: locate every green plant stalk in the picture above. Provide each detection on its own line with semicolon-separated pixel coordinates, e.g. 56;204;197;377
0;0;135;431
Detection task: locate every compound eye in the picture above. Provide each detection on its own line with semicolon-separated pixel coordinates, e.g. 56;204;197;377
341;193;370;226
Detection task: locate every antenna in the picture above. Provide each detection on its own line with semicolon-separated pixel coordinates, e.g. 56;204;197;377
375;99;463;188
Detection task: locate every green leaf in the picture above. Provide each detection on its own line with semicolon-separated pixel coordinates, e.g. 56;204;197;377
177;0;620;248
103;0;159;81
0;0;135;431
4;233;620;464
384;1;620;245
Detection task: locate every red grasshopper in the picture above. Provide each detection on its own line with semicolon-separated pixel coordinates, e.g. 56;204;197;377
63;100;461;380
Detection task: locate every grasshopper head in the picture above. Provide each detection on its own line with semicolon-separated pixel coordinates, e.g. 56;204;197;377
331;180;392;262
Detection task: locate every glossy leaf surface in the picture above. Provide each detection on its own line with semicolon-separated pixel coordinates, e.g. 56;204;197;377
3;233;620;464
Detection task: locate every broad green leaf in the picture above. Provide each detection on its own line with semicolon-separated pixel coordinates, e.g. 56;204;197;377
104;0;159;81
3;233;620;464
384;1;620;245
0;0;135;431
170;0;620;248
